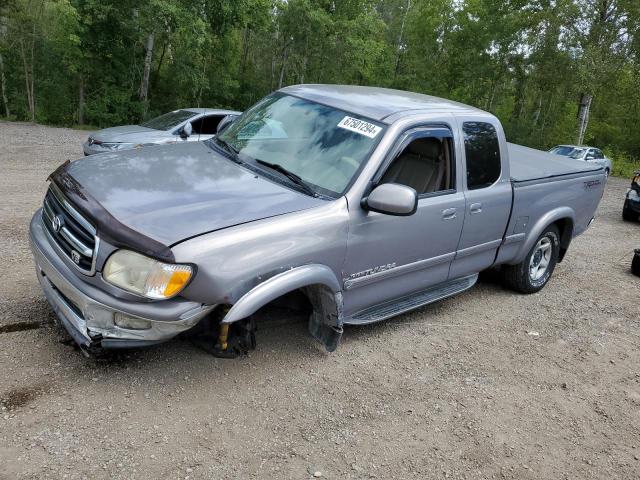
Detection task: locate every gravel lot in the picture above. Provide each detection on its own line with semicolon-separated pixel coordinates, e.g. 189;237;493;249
1;120;639;480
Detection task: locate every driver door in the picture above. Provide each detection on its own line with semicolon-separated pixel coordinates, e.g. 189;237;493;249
342;126;465;319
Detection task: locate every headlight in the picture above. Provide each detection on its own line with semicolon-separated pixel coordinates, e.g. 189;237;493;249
101;142;135;151
103;250;193;299
628;189;640;201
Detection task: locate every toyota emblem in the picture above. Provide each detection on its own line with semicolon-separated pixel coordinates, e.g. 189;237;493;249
52;215;63;233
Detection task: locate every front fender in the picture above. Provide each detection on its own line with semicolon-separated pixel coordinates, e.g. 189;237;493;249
222;264;344;352
512;207;575;263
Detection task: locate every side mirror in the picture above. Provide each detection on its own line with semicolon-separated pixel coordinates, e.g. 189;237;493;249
181;122;192;138
363;183;418;216
217;114;237;134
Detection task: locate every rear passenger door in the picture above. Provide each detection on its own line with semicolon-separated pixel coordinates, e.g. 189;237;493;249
590;148;607;169
449;119;512;279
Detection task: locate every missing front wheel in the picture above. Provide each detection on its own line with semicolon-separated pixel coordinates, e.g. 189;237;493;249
188;309;256;358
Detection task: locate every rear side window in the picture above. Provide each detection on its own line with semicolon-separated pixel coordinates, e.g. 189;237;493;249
462;122;501;190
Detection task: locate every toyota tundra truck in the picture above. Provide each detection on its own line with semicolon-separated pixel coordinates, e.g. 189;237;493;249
29;85;606;357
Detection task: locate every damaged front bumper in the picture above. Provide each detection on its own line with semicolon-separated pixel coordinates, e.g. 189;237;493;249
29;210;215;350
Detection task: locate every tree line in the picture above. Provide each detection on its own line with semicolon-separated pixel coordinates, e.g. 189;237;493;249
1;0;639;172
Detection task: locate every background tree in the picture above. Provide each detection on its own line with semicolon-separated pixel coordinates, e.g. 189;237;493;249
0;0;638;174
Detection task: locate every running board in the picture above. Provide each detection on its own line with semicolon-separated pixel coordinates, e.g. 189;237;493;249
346;274;478;325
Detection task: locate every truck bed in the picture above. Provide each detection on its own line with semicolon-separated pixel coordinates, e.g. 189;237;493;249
508;143;602;183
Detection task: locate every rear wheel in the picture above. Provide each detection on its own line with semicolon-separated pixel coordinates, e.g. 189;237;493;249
502;225;560;294
623;204;636;221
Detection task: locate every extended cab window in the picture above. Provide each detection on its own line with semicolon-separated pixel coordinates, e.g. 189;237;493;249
381;136;454;194
462;122;501;190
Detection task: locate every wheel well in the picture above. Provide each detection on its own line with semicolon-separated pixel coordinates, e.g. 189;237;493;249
554;218;573;262
255;288;313;316
243;285;343;351
242;285;340;323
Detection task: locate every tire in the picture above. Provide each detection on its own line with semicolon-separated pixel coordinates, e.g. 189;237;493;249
623;204;636;222
502;225;560;294
605;168;610;177
632;250;640;278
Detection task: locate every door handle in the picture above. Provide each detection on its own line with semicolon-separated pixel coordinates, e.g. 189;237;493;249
441;207;457;220
469;203;483;214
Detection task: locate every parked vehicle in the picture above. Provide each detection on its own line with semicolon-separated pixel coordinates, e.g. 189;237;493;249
29;85;606;357
82;108;240;155
623;170;640;221
549;145;612;176
632;250;640;277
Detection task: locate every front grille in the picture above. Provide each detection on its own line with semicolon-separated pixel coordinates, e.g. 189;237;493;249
42;184;98;275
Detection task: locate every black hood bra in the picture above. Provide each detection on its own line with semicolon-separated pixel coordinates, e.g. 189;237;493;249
49;161;176;262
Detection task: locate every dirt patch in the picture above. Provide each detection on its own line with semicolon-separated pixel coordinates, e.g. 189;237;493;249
0;321;42;334
1;383;50;410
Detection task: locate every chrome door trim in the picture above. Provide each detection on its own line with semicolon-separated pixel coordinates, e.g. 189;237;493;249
454;238;502;259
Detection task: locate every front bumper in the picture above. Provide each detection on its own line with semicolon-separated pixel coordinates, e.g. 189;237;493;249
82;141;107;156
29;210;215;349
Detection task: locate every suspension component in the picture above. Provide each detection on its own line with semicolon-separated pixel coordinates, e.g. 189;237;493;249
188;305;256;358
218;323;230;351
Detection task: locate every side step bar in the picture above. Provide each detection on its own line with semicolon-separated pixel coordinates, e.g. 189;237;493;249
345;274;478;325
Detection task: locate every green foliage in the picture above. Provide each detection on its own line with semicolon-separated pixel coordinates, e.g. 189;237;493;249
0;0;638;175
604;147;640;179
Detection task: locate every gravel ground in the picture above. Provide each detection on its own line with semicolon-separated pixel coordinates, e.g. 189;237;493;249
1;120;639;480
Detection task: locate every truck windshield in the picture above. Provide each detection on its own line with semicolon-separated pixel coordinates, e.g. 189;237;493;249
550;146;585;159
141;110;197;130
216;93;385;197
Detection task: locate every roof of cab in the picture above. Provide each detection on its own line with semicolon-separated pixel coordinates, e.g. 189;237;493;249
279;84;487;122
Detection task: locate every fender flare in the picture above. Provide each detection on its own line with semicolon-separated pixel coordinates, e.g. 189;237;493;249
512;207;575;264
222;264;342;325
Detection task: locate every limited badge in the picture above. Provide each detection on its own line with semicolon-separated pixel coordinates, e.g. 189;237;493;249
337;116;382;138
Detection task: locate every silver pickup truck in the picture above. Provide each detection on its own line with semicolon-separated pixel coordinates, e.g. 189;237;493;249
29;85;605;357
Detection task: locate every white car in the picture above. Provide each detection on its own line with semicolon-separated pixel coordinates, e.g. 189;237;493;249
549;145;612;176
83;108;241;155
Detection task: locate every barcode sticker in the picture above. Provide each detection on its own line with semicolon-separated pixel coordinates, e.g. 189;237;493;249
337;116;382;138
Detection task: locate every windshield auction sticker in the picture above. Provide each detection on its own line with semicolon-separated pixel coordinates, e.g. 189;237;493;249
337;116;382;138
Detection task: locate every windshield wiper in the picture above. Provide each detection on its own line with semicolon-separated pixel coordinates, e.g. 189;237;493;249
211;136;242;163
255;159;318;197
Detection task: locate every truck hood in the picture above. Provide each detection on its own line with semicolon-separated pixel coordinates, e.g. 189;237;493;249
65;142;325;246
90;125;170;143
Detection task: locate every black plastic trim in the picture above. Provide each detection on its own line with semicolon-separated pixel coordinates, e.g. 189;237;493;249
48;161;176;263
